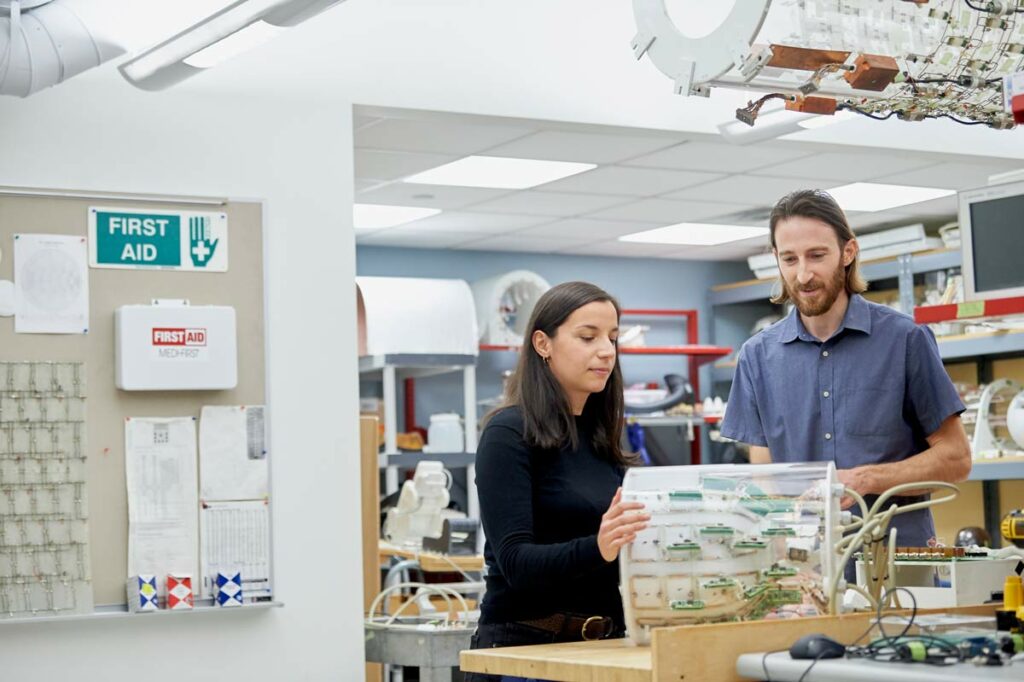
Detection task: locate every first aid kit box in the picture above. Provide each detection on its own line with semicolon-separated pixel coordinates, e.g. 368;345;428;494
115;302;238;391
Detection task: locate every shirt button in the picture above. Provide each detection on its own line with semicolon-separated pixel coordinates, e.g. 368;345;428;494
823;391;830;398
822;351;830;357
825;433;832;440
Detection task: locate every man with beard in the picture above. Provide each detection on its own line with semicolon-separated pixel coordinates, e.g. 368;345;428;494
721;189;971;579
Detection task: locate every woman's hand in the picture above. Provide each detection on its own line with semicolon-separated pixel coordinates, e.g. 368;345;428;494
598;487;650;562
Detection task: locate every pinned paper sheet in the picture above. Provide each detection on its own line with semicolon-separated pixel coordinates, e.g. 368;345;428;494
14;234;89;334
200;500;271;600
199;405;268;501
125;417;199;595
0;280;14;317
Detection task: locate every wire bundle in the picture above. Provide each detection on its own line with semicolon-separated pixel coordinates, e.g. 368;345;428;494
827;481;960;614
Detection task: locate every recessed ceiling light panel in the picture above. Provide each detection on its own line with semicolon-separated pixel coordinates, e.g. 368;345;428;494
826;183;955;212
619;223;768;246
403;156;596;189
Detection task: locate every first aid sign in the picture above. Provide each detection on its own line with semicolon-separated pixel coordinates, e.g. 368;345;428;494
89;207;228;271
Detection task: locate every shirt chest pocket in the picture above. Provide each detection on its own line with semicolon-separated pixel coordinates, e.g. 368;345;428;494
841;385;905;437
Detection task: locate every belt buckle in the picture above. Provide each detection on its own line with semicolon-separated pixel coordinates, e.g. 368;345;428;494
580;615;603;641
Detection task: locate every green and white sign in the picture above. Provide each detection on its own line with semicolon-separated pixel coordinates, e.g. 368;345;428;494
88;207;228;271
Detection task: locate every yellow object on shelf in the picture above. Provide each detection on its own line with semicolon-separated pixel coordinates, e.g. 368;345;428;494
1004;574;1023;613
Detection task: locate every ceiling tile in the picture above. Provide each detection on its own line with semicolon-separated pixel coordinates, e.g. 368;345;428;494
484;130;678;164
623;141;813;174
556;240;684;258
751;152;935;182
663;237;771;261
354;149;456;181
451;235;589;253
537;166;723;196
400;211;552;233
356;229;491;249
356;182;511;209
664;174;841;206
355;178;385;193
469;191;632;217
888;194;959;217
354;118;533;155
516;218;661;240
874;162;1021;191
587;198;752;223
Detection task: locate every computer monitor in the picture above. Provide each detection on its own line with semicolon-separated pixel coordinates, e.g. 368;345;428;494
959;179;1024;302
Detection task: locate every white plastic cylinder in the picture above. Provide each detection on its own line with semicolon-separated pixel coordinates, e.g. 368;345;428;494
471;270;551;346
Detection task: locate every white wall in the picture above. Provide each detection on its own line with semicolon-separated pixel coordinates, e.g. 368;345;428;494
0;79;362;680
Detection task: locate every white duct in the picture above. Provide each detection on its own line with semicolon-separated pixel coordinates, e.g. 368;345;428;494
0;0;125;97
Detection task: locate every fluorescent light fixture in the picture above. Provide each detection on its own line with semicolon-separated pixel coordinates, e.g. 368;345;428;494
826;183;955;212
403;156;596;189
619;223;769;246
353;204;440;229
796;110;858;129
120;0;347;91
183;20;284;69
718;104;855;144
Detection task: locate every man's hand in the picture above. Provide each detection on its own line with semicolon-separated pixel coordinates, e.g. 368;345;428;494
837;466;876;509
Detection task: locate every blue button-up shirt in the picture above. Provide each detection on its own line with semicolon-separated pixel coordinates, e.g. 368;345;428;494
721;294;965;548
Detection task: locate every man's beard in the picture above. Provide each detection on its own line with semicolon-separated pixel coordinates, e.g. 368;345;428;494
787;263;846;317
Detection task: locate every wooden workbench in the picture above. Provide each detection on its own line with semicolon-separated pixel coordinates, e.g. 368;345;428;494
461;638;651;682
460;604;998;682
378;541;485;572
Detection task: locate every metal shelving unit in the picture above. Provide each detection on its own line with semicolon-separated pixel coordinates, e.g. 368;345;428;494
937;331;1024;360
968;459;1024;482
377;451;476;469
358;353;479;523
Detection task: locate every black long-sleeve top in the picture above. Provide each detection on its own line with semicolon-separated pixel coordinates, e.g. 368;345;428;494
474;406;625;627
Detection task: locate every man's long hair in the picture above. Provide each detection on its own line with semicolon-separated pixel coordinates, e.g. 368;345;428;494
768;189;868;305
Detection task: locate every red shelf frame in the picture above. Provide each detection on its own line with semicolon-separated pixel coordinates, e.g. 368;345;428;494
481;308;732;465
915;296;1024;325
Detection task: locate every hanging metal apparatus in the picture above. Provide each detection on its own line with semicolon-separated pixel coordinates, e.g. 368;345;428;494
632;0;1023;129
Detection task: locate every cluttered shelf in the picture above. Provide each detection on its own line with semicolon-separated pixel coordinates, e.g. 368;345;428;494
969;457;1024;481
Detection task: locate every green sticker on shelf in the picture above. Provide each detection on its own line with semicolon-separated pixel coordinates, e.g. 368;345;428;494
956;301;985;319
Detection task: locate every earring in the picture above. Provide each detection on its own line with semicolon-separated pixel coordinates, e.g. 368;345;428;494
542;356;549;365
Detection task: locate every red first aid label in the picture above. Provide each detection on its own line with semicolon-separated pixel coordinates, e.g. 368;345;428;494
152;328;207;346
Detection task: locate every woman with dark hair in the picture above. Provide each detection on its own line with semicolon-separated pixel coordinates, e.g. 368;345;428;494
464;281;649;681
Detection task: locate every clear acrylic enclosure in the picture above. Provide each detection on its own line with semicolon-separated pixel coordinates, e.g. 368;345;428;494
620;462;840;644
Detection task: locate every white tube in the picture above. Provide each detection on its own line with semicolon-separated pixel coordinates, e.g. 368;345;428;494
0;0;125;97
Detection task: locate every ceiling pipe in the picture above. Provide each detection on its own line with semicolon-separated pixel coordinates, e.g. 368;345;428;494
0;0;125;97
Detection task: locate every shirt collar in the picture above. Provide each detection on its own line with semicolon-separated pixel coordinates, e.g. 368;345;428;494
778;294;872;344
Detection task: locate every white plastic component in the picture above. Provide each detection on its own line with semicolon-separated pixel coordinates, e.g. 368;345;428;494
0;0;126;97
114;302;238;391
620;462;838;645
356;276;478;356
424;413;464;453
631;0;772;89
856;556;1019;609
1009;391;1024;451
471;270;550;347
383;461;451;549
972;379;1024;459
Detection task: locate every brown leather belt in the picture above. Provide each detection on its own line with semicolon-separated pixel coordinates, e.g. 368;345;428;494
516;613;614;642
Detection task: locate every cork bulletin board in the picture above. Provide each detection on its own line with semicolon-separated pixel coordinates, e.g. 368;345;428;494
0;189;266;608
